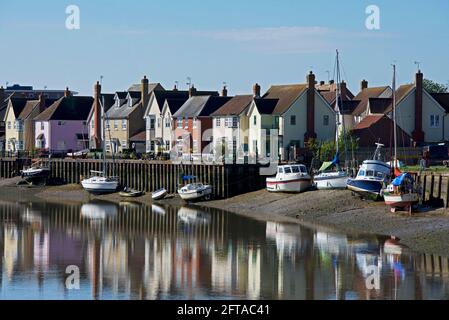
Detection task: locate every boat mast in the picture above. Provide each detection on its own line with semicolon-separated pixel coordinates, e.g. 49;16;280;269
334;51;340;170
335;50;348;169
101;95;107;175
392;64;397;172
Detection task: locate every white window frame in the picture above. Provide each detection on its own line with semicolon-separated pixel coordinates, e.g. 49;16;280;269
122;119;127;130
430;114;440;128
177;118;183;128
216;118;221;127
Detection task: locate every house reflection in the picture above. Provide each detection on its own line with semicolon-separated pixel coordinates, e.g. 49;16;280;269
0;201;448;299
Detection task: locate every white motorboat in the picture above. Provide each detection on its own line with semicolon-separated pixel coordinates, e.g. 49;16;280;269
81;171;119;194
178;183;212;201
67;149;89;159
347;143;391;200
314;169;349;190
152;188;168;200
266;164;311;193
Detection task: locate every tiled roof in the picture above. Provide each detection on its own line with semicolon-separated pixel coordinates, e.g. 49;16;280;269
211;95;253;116
34;96;94;121
368;98;393;114
173;96;232;118
431;93;449;113
130;130;146;142
7;98;29;119
352;86;390;116
353;114;384;130
128;83;164;93
18;98;58;120
164;98;189;115
253;98;279;115
262;84;308;114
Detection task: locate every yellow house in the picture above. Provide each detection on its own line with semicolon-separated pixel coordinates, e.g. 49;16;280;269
4;97;28;152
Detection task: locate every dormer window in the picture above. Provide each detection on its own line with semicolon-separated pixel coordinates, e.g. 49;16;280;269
128;99;133;107
116;99;120;107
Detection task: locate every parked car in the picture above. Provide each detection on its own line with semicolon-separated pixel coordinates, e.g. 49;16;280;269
423;143;449;166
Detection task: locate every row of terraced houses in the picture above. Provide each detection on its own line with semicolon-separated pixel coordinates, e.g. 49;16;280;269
0;70;448;161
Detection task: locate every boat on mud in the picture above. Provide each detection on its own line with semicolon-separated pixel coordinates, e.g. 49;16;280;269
266;164;312;193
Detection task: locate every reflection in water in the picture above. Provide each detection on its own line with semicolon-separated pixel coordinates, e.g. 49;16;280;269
0;200;449;300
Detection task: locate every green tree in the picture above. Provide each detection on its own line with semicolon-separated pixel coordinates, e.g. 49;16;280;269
423;79;448;93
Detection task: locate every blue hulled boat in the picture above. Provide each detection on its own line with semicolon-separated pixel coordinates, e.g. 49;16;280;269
347;143;391;200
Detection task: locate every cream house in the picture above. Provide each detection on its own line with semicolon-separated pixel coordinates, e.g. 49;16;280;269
250;73;336;161
247;98;279;159
4;98;28;152
160;98;188;153
143;89;188;153
211;94;254;161
391;71;447;143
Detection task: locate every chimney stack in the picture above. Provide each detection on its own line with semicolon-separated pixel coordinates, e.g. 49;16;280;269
173;84;178;92
253;83;261;98
38;93;46;113
340;81;347;100
319;81;325;86
329;80;335;85
64;87;71;97
93;81;102;149
141;75;149;109
412;70;425;142
0;86;4;105
189;85;197;97
221;85;228;97
305;71;317;143
361;79;368;91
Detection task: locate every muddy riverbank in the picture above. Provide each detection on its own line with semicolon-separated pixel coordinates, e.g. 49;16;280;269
2;177;449;256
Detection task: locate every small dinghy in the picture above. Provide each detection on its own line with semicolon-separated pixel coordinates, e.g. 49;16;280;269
178;183;212;201
152;188;168;200
21;164;51;185
119;187;144;198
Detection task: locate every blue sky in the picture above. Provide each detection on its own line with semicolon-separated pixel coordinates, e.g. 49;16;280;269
1;0;448;96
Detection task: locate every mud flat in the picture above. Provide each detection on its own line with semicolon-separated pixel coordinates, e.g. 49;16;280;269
201;189;449;257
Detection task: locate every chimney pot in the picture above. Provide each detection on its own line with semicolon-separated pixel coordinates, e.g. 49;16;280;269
361;79;368;91
189;85;197;97
253;83;261;98
221;85;228;97
64;87;71;97
320;81;325;86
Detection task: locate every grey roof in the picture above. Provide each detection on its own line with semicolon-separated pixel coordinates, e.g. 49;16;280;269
128;83;164;93
173;96;232;118
34;96;94;121
106;100;141;119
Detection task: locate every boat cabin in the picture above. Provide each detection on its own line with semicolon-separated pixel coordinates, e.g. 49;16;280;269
276;164;308;176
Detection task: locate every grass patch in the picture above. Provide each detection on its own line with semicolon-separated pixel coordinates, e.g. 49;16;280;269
404;165;449;173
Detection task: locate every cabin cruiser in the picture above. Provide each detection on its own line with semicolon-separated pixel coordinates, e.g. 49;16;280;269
347;143;391;200
266;164;312;193
178;183;212;201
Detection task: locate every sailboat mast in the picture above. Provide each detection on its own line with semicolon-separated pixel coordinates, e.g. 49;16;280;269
335;51;340;158
335;50;348;168
101;95;107;175
392;64;397;171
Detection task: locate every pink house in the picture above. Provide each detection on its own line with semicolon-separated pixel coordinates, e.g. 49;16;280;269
34;94;93;153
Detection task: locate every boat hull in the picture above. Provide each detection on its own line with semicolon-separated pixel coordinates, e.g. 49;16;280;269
314;173;349;190
347;179;384;200
21;168;51;183
178;186;212;201
152;189;168;200
81;179;119;194
383;193;419;209
266;177;311;193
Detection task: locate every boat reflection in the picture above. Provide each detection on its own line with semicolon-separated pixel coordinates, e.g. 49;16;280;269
0;201;447;300
151;204;166;216
81;201;119;220
177;206;211;225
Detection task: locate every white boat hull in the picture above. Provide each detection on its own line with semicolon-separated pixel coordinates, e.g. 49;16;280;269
266;177;311;193
314;172;349;190
81;177;119;194
178;184;212;201
152;188;168;200
383;193;419;209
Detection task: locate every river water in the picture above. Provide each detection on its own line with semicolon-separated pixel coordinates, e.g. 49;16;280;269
0;199;448;300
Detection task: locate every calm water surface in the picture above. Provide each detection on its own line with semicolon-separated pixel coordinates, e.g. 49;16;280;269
0;199;448;300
